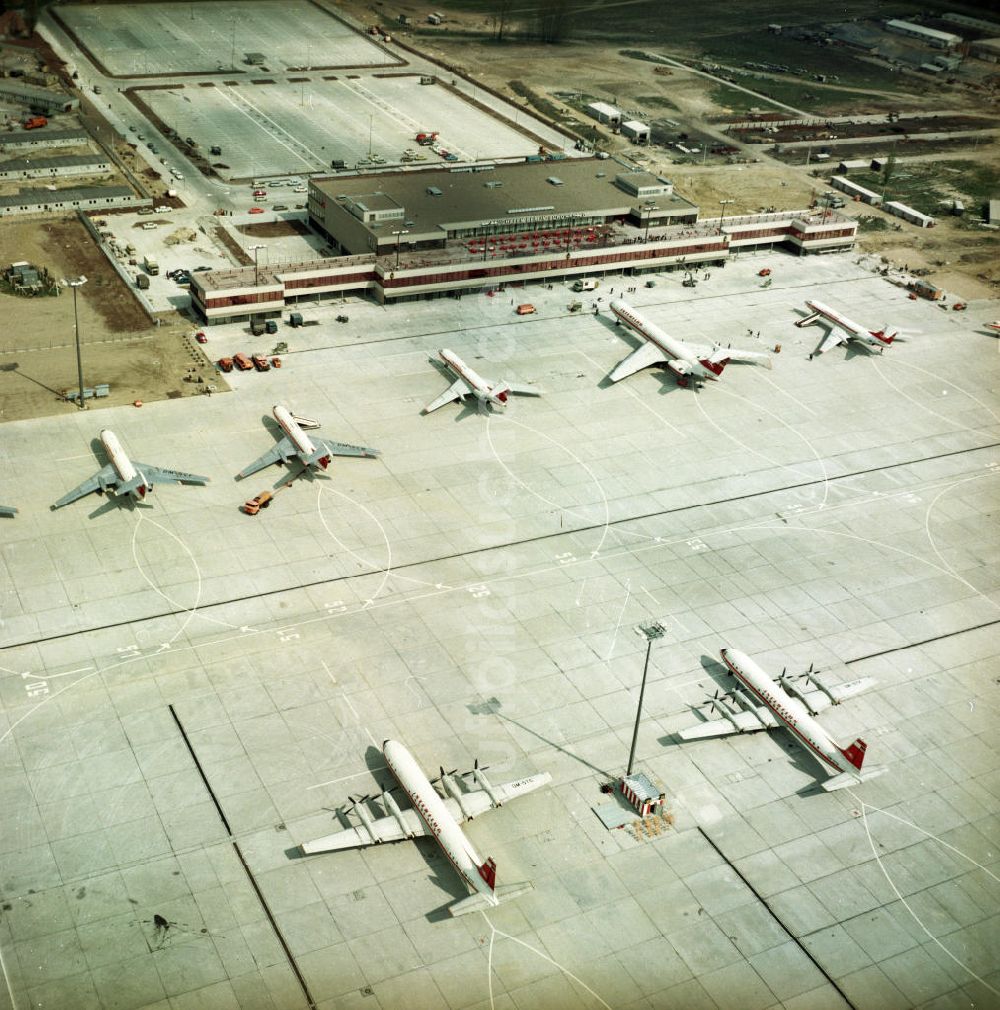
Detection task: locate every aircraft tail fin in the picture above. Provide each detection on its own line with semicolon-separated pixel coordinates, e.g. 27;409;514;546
822;764;887;792
839;738;868;770
489;382;511;405
477;856;497;891
871;329;895;345
699;356;728;377
448;880;532;917
118;474;148;498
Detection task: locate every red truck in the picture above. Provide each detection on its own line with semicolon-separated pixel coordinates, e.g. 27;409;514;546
23;116;47;130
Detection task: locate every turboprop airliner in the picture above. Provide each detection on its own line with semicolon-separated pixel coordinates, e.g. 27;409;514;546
51;430;209;509
608;299;771;386
796;299;908;358
300;739;551;916
423;349;541;414
679;648;886;792
236;404;379;483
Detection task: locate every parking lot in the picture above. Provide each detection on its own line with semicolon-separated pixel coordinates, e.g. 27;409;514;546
58;0;401;77
141;76;542;180
2;253;996;1010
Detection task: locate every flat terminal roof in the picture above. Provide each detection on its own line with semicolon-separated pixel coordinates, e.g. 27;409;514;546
885;19;962;43
314;160;697;237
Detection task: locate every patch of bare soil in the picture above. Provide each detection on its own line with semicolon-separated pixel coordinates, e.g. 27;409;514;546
234;219;312;238
0;217;224;421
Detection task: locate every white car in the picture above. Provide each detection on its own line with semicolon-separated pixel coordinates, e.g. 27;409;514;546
171;170;183;179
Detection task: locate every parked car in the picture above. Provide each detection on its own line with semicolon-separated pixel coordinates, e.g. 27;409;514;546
195;331;208;344
249;207;264;214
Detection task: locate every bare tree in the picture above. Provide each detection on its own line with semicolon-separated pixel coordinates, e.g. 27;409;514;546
536;0;571;44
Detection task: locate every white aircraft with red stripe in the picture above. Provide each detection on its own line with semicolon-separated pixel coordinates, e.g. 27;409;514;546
52;429;209;509
300;739;551;916
679;648;886;791
423;349;540;414
236;404;378;484
797;299;906;358
608;299;771;386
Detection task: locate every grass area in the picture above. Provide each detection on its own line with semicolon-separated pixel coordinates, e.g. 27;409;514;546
849;160;1000;217
633;94;681;111
856;214;894;232
709;84;782;115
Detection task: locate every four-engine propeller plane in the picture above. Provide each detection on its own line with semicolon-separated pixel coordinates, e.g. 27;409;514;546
51;429;209;509
797;299;910;358
607;299;771;386
679;648;885;791
423;348;541;415
300;739;551;916
236;404;379;485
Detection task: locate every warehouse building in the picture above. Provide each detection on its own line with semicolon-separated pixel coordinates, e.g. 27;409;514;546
885;19;961;48
585;101;622;125
621;120;651;144
970;38;1000;63
192;160;856;323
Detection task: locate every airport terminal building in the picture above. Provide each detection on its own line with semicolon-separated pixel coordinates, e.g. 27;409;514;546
191;159;857;324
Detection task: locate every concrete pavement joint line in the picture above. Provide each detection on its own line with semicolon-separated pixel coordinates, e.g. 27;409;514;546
3;444;996;660
487;412;613;555
855;798;1000;998
895;358;1000;428
697;826;858;1010
922;471;1000;613
604;579;632;660
715;384;831;508
169;704;318;1010
695;390;830;502
480;911;613;1010
753;367;819;418
872;358;984;431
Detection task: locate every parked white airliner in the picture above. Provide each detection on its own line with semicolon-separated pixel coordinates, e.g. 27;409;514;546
423;349;540;414
608;299;771;385
797;299;904;358
52;430;209;509
236;404;378;483
300;739;551;916
679;648;885;791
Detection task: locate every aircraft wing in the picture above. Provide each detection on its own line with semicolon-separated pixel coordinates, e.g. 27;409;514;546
813;329;848;356
314;437;380;459
442;771;552;821
235;437;295;480
300;805;428;854
51;464;117;509
794;676;879;714
506;383;542;397
423;378;470;414
707;345;772;368
678;706;777;740
608;341;667;382
134;464;210;487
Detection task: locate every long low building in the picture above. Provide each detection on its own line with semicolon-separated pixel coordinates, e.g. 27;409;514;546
0;129;90;153
191;160;856;322
884;200;936;228
192;210;855;326
0;154;111;180
831;175;882;205
0;80;79;114
0;185;140;217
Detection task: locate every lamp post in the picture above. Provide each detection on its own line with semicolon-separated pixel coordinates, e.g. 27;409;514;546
392;228;409;269
626;621;665;777
249;243;265;286
718;198;735;235
62;276;88;409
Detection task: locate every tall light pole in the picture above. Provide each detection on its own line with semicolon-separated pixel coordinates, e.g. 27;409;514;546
62;276;88;409
392;228;409;269
249;243;265;286
718;198;735;235
626;621;665;777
